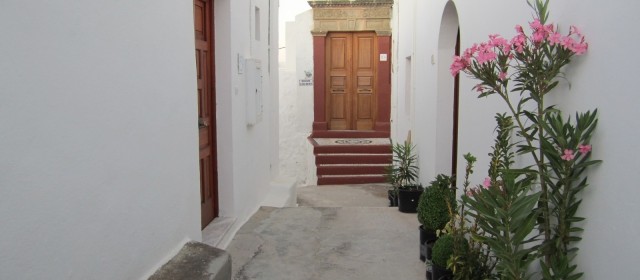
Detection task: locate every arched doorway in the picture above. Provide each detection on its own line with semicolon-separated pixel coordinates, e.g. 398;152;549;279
435;1;460;178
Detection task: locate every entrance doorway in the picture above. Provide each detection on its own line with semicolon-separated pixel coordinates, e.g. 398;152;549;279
194;0;218;229
326;32;378;131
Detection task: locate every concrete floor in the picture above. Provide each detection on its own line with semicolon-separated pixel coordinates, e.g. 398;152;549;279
297;184;390;207
226;184;425;280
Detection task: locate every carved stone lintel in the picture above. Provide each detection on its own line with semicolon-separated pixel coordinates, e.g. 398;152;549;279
308;0;394;8
310;5;392;34
311;30;329;36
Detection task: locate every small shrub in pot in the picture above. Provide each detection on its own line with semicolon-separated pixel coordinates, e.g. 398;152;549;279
417;174;456;232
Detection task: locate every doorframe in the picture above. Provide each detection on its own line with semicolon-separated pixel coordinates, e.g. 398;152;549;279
308;1;393;138
435;1;460;180
195;0;219;229
323;31;379;131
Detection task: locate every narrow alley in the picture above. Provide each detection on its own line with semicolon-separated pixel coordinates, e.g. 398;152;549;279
227;185;424;280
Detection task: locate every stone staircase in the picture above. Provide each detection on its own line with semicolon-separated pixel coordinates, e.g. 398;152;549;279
310;138;392;185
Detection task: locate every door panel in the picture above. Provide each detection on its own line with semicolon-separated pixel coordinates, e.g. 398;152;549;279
354;33;376;130
326;32;377;130
327;34;351;130
194;0;218;229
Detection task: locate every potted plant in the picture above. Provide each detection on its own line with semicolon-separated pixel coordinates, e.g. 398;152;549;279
431;234;454;280
387;140;422;213
384;165;399;207
417;174;456;261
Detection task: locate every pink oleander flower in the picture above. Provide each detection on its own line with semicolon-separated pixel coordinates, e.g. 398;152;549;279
511;34;526;53
499;71;507;81
474;84;486;93
466;190;474;197
489;34;510;51
450;56;468;76
515;24;524;34
476;43;497;64
570;39;588;55
560;36;589;55
532;31;545;44
548;32;562;46
560;36;575;48
464;43;479;58
578;144;592;154
570;25;582;36
483;177;491;189
530;19;543;31
561;149;575;161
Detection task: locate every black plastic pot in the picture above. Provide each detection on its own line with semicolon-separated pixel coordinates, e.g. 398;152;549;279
388;189;398;207
426;241;435;261
398;188;423;213
419;226;438;261
431;264;452;280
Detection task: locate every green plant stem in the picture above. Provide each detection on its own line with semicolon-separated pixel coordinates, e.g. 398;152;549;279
558;163;572;254
537;97;551;265
493;82;552;265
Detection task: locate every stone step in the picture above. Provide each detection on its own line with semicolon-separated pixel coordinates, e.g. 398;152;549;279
313;144;391;154
318;174;387;185
317;164;388;176
309;137;392;185
315;153;392;165
310;131;390;138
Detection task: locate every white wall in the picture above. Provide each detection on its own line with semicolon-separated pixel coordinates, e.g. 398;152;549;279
411;0;442;183
434;2;459;177
401;0;640;278
279;10;315;186
548;2;640;278
213;0;281;246
278;0;312;66
390;0;416;144
0;1;201;279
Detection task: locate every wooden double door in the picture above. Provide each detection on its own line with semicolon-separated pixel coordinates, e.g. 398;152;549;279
194;0;218;229
326;32;378;131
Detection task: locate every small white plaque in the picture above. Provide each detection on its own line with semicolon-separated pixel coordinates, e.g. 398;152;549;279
380;54;388;61
299;79;313;86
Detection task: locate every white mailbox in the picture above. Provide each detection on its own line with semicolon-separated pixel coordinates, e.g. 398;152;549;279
245;58;263;126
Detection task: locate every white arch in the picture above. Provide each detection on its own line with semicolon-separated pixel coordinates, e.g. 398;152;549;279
435;1;460;177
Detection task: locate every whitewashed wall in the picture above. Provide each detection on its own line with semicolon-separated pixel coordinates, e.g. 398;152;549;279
279;10;316;186
0;1;201;279
0;0;281;278
390;0;416;144
214;0;280;246
400;0;640;278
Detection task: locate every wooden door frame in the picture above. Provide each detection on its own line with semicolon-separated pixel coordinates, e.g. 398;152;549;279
451;28;460;180
195;0;219;228
308;1;393;138
311;32;391;138
324;31;379;131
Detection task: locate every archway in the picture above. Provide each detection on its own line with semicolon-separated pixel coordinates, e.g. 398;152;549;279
435;1;460;178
